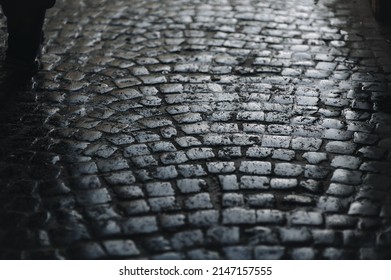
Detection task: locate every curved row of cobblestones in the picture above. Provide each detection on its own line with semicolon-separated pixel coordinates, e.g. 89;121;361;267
0;0;390;259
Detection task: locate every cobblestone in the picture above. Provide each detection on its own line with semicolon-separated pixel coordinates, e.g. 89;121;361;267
279;228;312;244
289;211;324;226
247;194;275;208
348;200;380;216
256;210;285;225
171;230;204;250
302;152;328;164
254;246;285;260
188;210;219;227
206;226;240;245
318;196;350;213
274;163;303;177
122;216;158;234
239;161;272;175
270;178;298;190
325;141;358;155
222;193;244;208
0;0;390;260
160;214;186;229
223;208;256;225
103;240;140;257
304;165;330;179
331;169;362;185
185;193;213;210
325;215;358;229
312;229;339;246
291;248;317;260
223;246;252;260
149;196;179;212
326;183;355;197
145;182;175;197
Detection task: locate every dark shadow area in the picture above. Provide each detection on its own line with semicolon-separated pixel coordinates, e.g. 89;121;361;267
316;0;391;259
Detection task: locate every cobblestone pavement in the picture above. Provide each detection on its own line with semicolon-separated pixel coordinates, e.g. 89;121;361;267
0;0;391;259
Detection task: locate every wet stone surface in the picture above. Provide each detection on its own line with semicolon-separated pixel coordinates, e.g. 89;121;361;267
0;0;391;259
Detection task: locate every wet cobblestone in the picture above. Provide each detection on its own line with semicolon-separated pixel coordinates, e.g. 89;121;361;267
0;0;391;259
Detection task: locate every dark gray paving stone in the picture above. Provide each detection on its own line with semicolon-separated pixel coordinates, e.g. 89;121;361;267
279;228;312;243
289;211;323;226
223;246;253;260
254;246;285;260
145;182;175;197
291;248;317;260
171;230;204;250
240;176;270;189
103;240;140;257
206;226;240;245
239;161;272;175
331;169;362;185
256;210;286;225
122;216;158;234
222;208;256;225
185;193;214;210
219;175;239;191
